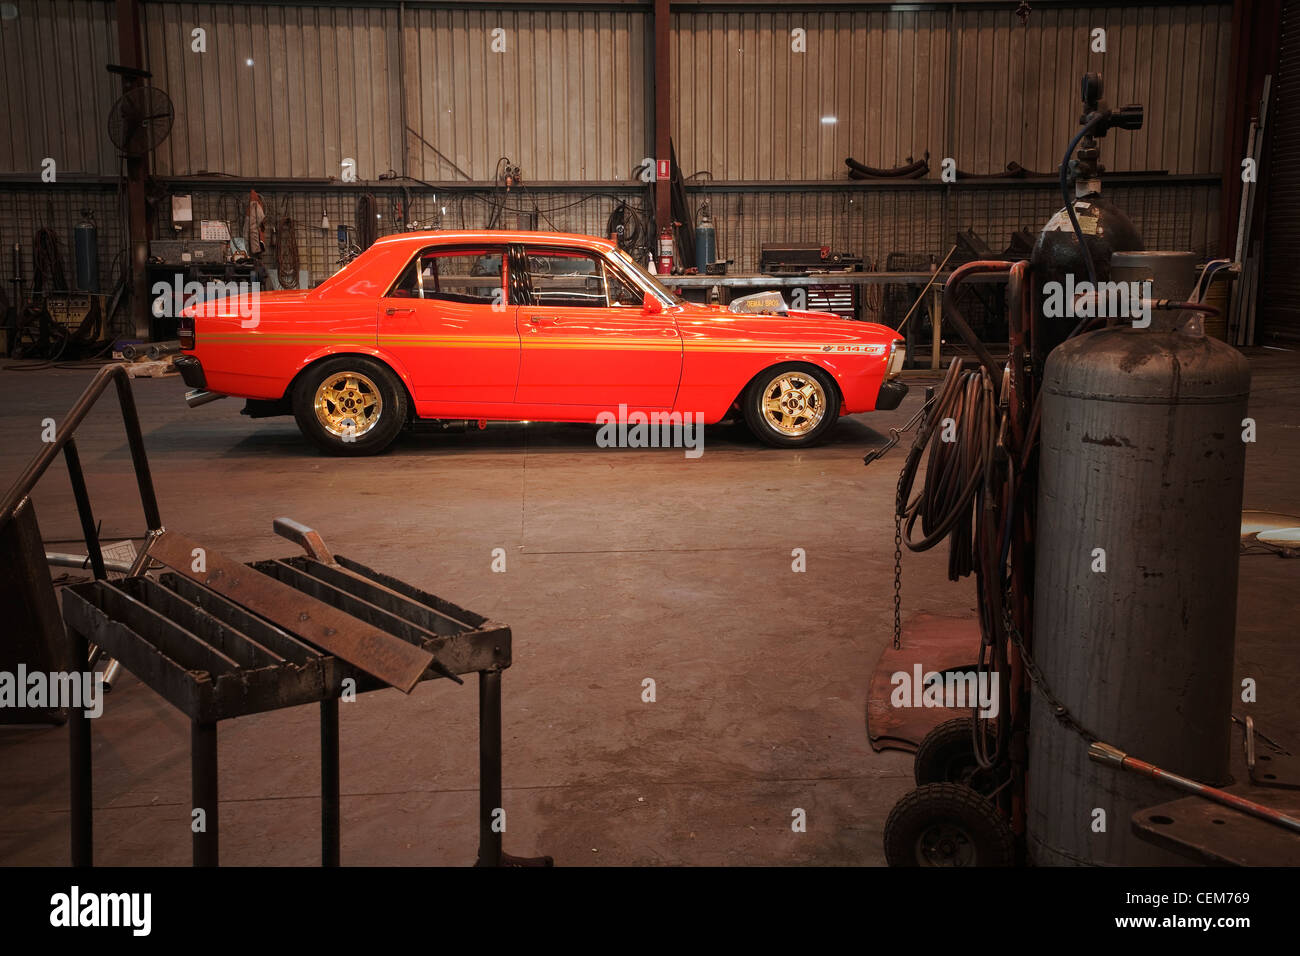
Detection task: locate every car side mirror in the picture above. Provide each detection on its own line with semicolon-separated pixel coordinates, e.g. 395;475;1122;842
642;292;663;314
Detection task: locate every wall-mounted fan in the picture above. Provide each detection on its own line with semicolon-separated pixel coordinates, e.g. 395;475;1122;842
107;85;174;157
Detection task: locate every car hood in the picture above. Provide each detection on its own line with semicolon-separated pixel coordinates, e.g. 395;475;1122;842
674;300;900;342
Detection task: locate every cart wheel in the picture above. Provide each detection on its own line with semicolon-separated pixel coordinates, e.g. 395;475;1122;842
883;783;1015;867
914;717;998;793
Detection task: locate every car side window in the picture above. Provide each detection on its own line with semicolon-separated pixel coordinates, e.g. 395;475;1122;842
389;247;505;305
526;251;605;308
604;261;643;306
524;248;645;308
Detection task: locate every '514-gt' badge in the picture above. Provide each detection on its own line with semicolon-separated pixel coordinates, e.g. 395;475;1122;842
822;344;887;355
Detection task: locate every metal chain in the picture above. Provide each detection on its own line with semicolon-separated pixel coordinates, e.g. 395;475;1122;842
892;508;904;650
1000;598;1100;744
877;393;936;650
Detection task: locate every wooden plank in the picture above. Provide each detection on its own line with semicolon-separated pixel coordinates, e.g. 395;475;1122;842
147;531;433;693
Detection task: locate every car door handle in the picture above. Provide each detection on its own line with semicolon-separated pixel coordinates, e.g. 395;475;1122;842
528;314;554;325
385;307;415;315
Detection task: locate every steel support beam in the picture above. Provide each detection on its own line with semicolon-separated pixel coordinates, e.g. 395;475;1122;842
115;0;152;340
653;0;671;230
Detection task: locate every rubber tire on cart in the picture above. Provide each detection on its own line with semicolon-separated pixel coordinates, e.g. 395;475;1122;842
883;783;1015;867
292;356;408;456
913;716;999;794
742;363;840;448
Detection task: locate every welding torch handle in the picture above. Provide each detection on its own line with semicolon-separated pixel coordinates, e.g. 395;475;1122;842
1089;741;1300;835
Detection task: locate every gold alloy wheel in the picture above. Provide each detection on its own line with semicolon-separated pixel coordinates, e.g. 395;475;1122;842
759;371;827;437
314;371;383;439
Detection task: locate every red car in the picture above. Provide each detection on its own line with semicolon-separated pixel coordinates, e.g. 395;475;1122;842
174;230;906;455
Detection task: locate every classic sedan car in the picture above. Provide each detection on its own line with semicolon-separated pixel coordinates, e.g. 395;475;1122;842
174;230;906;455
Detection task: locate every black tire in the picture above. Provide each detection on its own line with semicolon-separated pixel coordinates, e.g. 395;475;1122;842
742;363;840;448
292;356;408;456
883;783;1015;867
914;717;999;793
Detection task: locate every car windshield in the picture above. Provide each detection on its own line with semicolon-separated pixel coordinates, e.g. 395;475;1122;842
611;247;684;305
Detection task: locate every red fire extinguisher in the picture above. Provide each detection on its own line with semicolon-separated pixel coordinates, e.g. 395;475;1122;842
657;226;675;276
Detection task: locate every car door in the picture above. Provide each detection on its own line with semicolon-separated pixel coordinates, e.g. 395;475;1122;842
513;245;682;409
377;244;519;406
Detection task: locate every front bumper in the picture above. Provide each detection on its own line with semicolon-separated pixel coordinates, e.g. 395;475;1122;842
174;354;206;389
875;379;909;411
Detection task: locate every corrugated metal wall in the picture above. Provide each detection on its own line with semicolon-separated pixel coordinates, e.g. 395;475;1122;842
951;4;1231;176
673;9;949;180
675;4;1231;180
0;0;1234;288
404;7;650;181
0;0;120;176
143;2;404;179
1260;0;1300;343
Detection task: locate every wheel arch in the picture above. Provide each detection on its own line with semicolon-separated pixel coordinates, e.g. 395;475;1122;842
287;349;416;418
732;359;846;415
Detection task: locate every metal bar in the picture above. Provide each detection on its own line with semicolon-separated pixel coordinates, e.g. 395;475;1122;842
476;670;503;867
62;440;108;581
321;698;340;867
113;372;163;532
45;552;135;575
69;627;93;867
120;576;284;668
191;720;218;866
281;557;470;637
272;517;334;563
1091;742;1300;835
930;287;942;370
160;574;322;665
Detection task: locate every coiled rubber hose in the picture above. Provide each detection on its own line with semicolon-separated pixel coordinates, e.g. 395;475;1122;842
895;357;998;580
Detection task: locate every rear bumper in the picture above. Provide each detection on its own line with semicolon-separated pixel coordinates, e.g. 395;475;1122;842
174;354;206;389
875;379;909;411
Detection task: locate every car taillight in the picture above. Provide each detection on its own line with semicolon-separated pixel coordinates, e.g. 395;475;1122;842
178;315;195;349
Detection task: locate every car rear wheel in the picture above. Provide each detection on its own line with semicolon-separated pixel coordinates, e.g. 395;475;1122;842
743;364;839;448
292;357;407;456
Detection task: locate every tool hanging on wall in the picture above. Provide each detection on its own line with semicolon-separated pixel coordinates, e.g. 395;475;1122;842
356;193;378;250
246;190;266;256
275;216;299;289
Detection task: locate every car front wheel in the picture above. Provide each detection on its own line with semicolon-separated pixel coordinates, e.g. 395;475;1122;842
292;357;407;456
743;364;839;448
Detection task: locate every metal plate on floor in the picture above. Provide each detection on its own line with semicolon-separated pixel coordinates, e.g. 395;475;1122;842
147;530;434;693
865;613;982;753
1250;751;1300;789
1133;788;1300;867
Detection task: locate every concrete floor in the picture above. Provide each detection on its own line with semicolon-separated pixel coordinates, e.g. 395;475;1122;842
0;350;1296;866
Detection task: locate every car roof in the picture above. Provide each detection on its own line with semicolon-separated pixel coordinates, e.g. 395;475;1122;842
373;230;617;253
